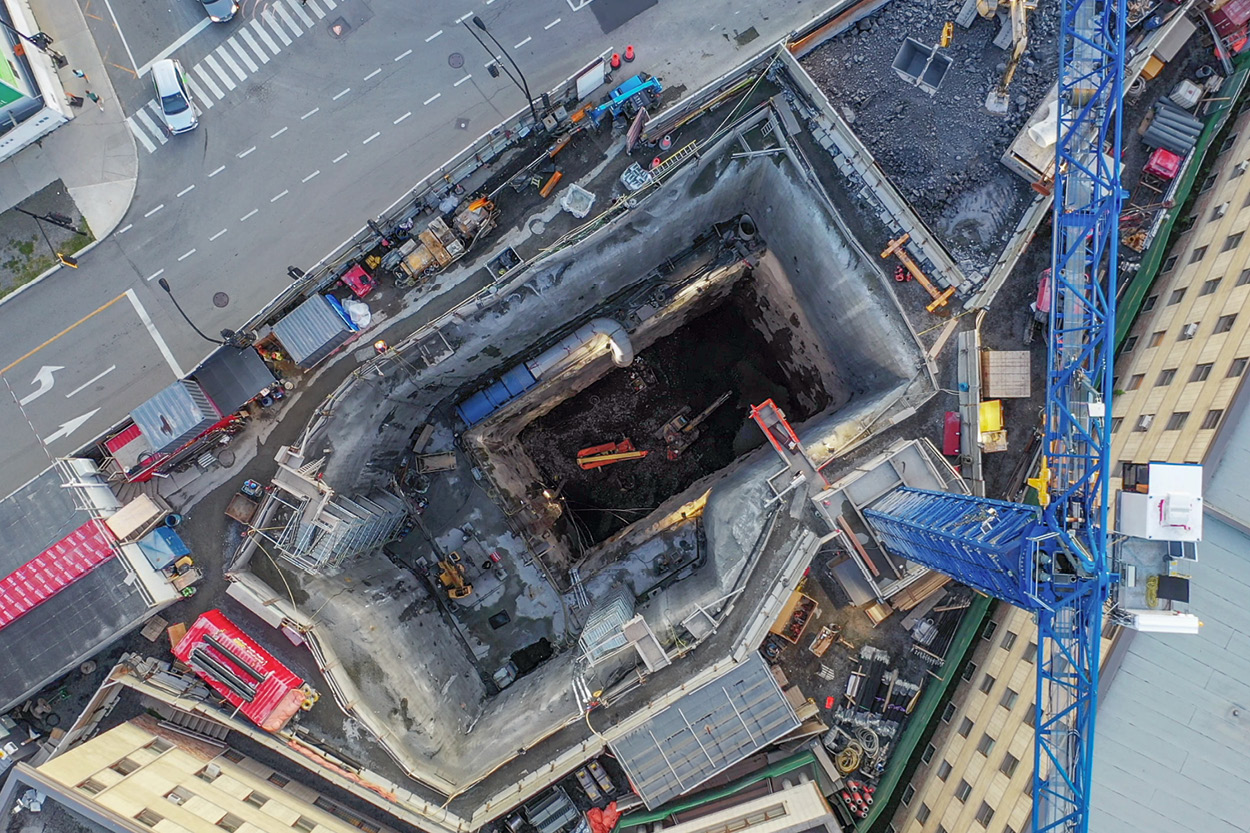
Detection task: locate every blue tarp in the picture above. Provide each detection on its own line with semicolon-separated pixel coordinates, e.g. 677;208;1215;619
455;364;538;426
137;526;191;571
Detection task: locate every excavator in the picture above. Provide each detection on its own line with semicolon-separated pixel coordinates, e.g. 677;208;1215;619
657;391;733;460
980;0;1036;113
437;556;473;600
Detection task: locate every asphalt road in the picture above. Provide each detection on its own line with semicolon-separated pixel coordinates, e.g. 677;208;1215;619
0;0;829;494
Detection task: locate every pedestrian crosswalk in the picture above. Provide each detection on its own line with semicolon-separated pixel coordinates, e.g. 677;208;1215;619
126;0;338;154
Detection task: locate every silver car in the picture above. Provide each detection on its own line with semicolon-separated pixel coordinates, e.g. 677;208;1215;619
152;59;197;135
199;0;239;22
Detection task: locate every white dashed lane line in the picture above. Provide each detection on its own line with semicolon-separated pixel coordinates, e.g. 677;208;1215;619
271;126;288;138
423;93;440;105
454;74;471;86
425;30;442;42
238;146;256;158
241;209;259;221
177;248;196;261
545;18;561;29
209;165;226;177
394;111;411;124
333;87;350;100
209;228;228;241
271;190;289;202
144;204;164;217
118;224;132;234
333;152;348;163
146;269;164;282
455;12;472;22
302;107;319;119
364;68;381;80
302;170;321;182
395;48;412;61
514;36;532;49
176;184;195;197
363;131;380;144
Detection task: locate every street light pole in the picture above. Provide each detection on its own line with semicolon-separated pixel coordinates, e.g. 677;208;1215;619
157;278;225;345
0;18;66;66
13;207;82;267
467;15;541;128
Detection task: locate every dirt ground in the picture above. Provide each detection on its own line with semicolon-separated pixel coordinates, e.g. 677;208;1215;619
520;283;824;544
802;0;1061;277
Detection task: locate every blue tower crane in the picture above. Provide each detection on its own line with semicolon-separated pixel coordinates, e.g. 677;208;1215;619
861;1;1127;831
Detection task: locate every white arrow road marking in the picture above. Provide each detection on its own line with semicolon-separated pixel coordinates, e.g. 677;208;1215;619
19;365;64;406
43;408;100;444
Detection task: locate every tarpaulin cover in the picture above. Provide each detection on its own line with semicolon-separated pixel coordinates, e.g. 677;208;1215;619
193;347;277;415
136;526;191;571
271;294;355;369
173;609;308;732
0;520;116;631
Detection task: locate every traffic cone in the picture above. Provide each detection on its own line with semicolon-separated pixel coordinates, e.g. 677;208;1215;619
624;45;635;62
610;52;622;69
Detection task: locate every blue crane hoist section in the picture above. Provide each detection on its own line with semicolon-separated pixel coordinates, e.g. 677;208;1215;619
861;0;1127;831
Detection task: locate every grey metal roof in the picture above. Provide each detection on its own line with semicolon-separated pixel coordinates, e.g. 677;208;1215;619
609;652;800;809
0;466;90;578
130;379;220;455
271;294;354;369
1090;387;1250;833
192;346;276;415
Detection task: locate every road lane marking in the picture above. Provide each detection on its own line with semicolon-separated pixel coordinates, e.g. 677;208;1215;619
363;131;380;144
395;48;413;61
271;190;289;202
240;209;259;221
126;118;157;153
271;126;288;138
302;107;319;119
545;18;561;29
238;27;270;63
98;0;139;74
0;293;129;375
238;146;256;157
423;93;440;105
132;107;167;144
138;18;211;76
302;170;320;182
250;18;282;54
333;87;350;100
185;76;213;108
394;111;412;124
514;36;532;49
209;228;228;241
193;64;225;99
176;184;195;197
455;12;473;22
364;68;381;80
209;165;226;177
425;30;443;42
263;9;294;45
285;0;315;26
229;39;259;72
454;73;471;86
126;289;185;377
144;204;164;217
65;366;116;399
216;44;248;80
306;0;327;18
273;2;304;38
333;152;348;163
118;224;132;234
177;248;196;261
203;55;237;90
145;269;164;282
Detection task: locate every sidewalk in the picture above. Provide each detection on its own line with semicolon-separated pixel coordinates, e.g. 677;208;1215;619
0;0;136;242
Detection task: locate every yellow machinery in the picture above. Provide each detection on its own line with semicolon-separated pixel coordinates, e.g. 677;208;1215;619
980;0;1037;113
437;556;473;600
880;234;956;313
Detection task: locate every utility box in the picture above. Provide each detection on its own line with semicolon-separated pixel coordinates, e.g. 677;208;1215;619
892;38;952;96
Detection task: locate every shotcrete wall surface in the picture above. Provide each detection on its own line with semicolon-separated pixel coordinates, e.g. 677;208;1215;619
245;120;937;801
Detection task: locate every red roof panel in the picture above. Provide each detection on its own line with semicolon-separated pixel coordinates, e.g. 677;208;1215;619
0;520;117;630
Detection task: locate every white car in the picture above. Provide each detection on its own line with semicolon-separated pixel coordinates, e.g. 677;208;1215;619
152;59;197;135
199;0;239;23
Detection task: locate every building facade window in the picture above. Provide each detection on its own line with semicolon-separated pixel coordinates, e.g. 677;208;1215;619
1201;174;1217;192
979;674;996;694
1148;331;1165;347
942;702;957;722
901;784;916;806
1025;706;1038;727
147;737;174;753
1179;323;1199;341
938;760;953;781
1142;294;1158;311
1162;255;1178;272
1123;335;1138;352
981;619;998;640
1190;245;1208;263
1216;314;1238;333
955;780;972;802
977;733;996;756
1025;641;1037;662
1200;278;1222;296
1239;268;1250;285
109;758;139;776
916;804;931;824
313;797;380;833
958;717;974;738
922;743;936;764
294;817;317;833
1224;232;1244;252
217;813;244;832
1202;410;1224;430
1166;412;1190;430
78;779;105;795
1001;631;1018;650
1168;288;1186;305
244;792;268;808
1110;417;1123;433
962;661;978;681
268;773;291;787
135;810;164;828
1229;357;1249;377
976;801;995;827
1126;374;1145;390
1156;368;1177;386
1191;363;1214;382
221;749;245;763
1001;688;1020;709
1000;753;1020;777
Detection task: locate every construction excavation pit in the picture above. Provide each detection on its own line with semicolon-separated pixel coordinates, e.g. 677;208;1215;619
232;110;940;804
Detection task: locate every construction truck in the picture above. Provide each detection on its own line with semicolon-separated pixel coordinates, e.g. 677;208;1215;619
437;556;473;600
589;73;662;127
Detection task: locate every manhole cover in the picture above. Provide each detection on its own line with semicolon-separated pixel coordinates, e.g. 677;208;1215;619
456;117;470;130
448;52;464;68
327;17;350;38
529;218;546;235
212;292;229;308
